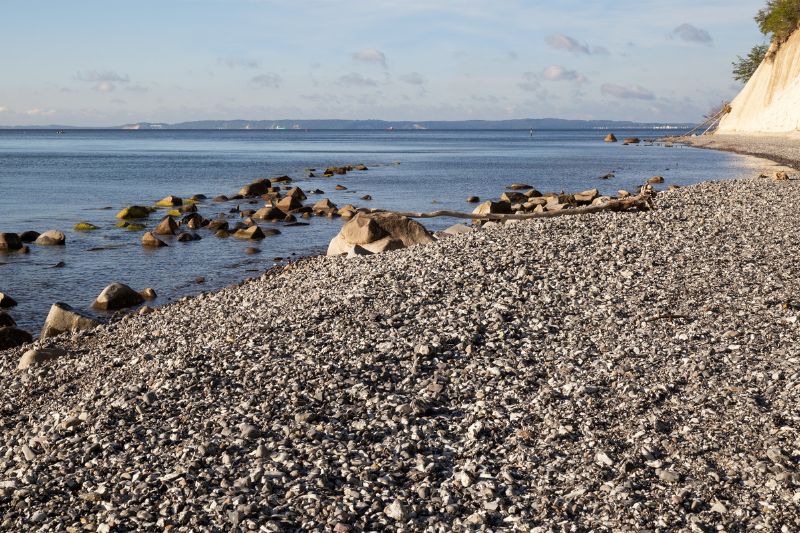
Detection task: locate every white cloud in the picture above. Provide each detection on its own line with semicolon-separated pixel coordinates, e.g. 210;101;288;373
94;81;116;93
399;72;425;85
24;108;56;116
218;57;261;69
75;70;130;83
546;34;590;55
352;48;387;68
251;73;282;88
671;23;712;44
542;65;587;83
338;72;378;87
601;83;655;100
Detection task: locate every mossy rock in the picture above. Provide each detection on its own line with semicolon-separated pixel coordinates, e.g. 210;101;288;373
126;224;146;231
116;206;151;219
166;209;182;217
74;222;99;231
155;195;183;207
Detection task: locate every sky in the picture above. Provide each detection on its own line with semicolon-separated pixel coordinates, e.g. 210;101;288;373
0;0;768;126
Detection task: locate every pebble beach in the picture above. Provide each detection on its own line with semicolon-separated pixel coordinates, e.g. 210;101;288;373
3;161;800;530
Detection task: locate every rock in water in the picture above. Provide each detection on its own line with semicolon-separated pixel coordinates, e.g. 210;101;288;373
156;195;183;207
34;230;66;245
142;232;168;248
604;133;618;142
234;226;266;240
92;283;145;310
285;187;307;201
74;222;99;231
239;179;271;197
647;176;665;184
40;302;101;340
140;288;157;300
0;233;23;251
0;327;32;349
18;347;68;370
18;231;39;243
116;206;152;219
0;310;15;327
277;196;303;212
0;292;18;308
154;216;179;236
466;196;480;203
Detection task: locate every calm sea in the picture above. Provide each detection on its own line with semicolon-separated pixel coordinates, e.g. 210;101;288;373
0;129;767;333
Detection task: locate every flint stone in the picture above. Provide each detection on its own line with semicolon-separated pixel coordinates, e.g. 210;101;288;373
18;347;68;370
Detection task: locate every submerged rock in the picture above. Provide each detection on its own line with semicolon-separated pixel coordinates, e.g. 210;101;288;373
0;292;18;308
74;222;99;231
142;232;168;248
41;302;101;340
0;233;23;251
92;283;145;310
116;206;152;220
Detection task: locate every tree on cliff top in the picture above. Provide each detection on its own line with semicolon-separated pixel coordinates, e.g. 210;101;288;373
756;0;800;43
732;0;800;82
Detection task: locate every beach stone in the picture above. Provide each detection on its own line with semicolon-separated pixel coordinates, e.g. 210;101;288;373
472;201;512;216
18;347;68;370
0;327;32;350
140;288;157;300
384;500;407;522
142;232;168;248
155;216;179;235
500;191;527;203
92;283;145;310
604;133;618;142
466;196;480;203
335;184;347;190
0;233;22;251
647;176;665;184
116;206;151;219
40;302;101;340
34;230;66;246
239;179;271;197
443;223;473;235
574;188;599;204
0;292;18;308
234;226;266;240
0;310;15;327
156;195;183;207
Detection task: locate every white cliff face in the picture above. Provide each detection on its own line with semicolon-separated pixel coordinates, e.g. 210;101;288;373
718;30;800;135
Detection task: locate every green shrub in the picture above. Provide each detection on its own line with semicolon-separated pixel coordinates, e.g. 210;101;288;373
756;0;800;42
732;44;770;82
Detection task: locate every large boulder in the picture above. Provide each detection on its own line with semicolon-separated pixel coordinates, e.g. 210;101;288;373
500;192;527;204
574;189;599;204
18;347;69;370
35;230;66;246
19;231;40;243
234;226;266;240
116;206;152;219
285;187;307;201
92;283;145;310
472;201;512;216
0;233;22;251
239;179;271;197
0;327;32;350
154;216;179;235
327;212;433;256
0;292;17;308
604;133;618;142
206;219;229;231
40;302;101;340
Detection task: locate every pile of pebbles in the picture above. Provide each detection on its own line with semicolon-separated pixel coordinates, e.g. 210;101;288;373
2;177;800;530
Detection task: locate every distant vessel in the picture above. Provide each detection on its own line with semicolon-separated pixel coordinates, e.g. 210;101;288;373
387;126;394;131
529;129;534;137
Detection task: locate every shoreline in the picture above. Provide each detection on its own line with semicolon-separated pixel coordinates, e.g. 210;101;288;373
3;161;800;528
669;133;800;171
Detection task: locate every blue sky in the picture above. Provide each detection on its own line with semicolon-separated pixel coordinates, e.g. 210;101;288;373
0;0;767;125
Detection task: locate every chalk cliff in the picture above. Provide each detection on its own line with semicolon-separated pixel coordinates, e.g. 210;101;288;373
718;29;800;134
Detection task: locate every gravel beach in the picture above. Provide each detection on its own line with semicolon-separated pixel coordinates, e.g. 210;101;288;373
3;173;800;531
682;133;800;170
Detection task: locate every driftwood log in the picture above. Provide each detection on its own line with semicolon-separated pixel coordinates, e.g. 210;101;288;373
362;190;655;221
